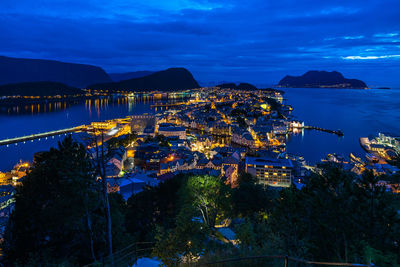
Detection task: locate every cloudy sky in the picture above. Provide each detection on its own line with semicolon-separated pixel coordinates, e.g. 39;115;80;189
1;0;399;86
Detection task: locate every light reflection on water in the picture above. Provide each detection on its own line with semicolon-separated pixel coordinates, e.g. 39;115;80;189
0;96;157;171
284;88;400;163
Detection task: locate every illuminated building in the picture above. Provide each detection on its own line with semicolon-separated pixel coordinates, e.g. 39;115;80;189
91;120;117;130
369;144;386;153
157;123;186;139
131;114;156;134
378;132;400;151
245;157;293;187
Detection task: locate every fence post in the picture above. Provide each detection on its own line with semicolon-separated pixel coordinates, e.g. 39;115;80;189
284;255;288;267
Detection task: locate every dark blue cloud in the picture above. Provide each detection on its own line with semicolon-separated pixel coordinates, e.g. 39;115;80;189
0;0;399;86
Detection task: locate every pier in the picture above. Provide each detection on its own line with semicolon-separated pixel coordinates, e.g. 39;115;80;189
303;126;344;136
0;126;85;146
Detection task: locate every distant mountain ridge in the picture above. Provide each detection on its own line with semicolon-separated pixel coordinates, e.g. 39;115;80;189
89;68;199;91
217;82;258;90
278;71;367;89
0;81;82;96
109;71;155;82
0;55;112;88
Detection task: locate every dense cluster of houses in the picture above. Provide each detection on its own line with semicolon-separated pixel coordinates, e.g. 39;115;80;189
96;88;304;200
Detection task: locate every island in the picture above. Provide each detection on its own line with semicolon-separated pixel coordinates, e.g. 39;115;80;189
278;70;368;89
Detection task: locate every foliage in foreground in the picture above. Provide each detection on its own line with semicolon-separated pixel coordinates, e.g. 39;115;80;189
2;136;132;266
2;135;400;267
148;166;400;267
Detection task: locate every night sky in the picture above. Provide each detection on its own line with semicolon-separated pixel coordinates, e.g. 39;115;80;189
1;0;400;87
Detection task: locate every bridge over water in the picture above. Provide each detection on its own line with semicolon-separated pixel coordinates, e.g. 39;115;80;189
0;126;86;146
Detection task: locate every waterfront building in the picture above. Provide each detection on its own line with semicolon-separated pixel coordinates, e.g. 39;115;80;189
378;132;400;151
91;120;117;131
131;114;156;134
245;157;293;187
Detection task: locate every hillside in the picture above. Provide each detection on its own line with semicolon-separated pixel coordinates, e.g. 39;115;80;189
0;55;112;87
217;82;258;90
278;71;367;89
89;68;199;91
0;81;83;96
109;71;154;82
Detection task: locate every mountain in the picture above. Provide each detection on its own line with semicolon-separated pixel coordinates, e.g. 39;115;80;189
278;71;367;89
89;68;199;91
0;55;112;88
216;82;258;90
109;71;154;82
0;81;83;96
217;83;237;89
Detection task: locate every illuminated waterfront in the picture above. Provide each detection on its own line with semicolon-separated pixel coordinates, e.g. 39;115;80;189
0;97;154;171
1;88;400;171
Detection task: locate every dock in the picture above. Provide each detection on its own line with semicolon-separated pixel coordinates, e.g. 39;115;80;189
304;126;344;136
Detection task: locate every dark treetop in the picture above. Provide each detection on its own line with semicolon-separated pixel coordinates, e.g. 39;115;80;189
88;68;199;91
0;55;112;88
278;70;368;89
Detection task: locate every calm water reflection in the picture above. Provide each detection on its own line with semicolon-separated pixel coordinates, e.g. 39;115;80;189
284;88;400;163
0;97;155;171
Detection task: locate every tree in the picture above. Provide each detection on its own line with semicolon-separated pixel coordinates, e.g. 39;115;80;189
181;175;231;229
108;132;137;149
267;185;309;258
266;164;400;265
300;164;358;262
236;219;256;250
3;136;104;265
153;206;208;266
93;129;114;265
232;173;277;218
353;171;400;266
125;175;183;242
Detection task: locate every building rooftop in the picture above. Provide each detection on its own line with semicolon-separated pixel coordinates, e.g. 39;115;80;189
245;157;293;168
158;126;186;132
